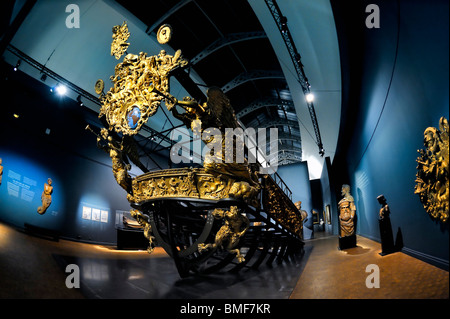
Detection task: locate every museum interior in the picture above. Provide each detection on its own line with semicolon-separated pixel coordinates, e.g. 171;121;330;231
0;0;448;304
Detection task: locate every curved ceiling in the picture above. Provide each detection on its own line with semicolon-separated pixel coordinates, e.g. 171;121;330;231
2;0;341;179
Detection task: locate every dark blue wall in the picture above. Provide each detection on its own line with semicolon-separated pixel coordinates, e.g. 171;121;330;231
331;0;449;268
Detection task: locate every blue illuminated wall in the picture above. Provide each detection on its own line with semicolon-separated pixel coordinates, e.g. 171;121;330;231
0;64;169;244
275;162;314;239
331;0;449;268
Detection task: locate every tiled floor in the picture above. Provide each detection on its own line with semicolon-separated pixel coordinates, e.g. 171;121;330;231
290;235;449;299
0;222;448;299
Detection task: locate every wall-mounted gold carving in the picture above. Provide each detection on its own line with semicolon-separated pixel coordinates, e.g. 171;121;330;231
415;117;449;223
37;178;53;215
111;21;130;60
338;184;356;237
198;206;249;262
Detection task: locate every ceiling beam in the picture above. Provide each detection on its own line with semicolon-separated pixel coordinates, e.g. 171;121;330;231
190;31;267;65
145;0;193;34
221;69;284;93
236;97;294;118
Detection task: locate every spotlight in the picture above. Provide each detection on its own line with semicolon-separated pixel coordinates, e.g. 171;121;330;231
13;60;21;71
306;93;314;103
54;84;67;96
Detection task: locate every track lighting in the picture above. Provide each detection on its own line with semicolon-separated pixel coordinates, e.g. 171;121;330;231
76;95;84;106
52;83;67;96
306;93;314;103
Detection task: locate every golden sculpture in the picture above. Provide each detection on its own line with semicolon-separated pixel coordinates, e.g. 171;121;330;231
90;22;304;275
95;127;133;193
37;178;53;215
338;184;356;237
0;158;3;186
157;24;173;44
99;49;188;136
130;209;155;253
198;206;250;262
263;176;303;238
111;21;130;60
415;117;449;222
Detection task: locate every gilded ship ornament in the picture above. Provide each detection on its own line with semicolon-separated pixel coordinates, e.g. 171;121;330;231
415;117;449;223
111;21;130;59
89;22;304;276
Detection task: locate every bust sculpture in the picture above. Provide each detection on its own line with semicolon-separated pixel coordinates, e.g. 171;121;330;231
338;184;356;237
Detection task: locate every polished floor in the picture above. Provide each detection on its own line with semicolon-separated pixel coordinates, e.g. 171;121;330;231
0;221;448;299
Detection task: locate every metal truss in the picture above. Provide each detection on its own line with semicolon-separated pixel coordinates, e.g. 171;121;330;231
256;117;299;129
264;0;325;156
221;69;284;93
145;0;193;34
190;31;267;65
236;97;294;118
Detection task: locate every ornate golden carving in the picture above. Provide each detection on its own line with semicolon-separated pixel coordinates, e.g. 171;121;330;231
338;184;356;237
95;79;104;95
98;48;188;136
198;206;249;262
95;127;132;193
0;158;3;186
111;21;130;60
415;117;449;222
37;178;53;215
157;24;172;44
130;209;156;253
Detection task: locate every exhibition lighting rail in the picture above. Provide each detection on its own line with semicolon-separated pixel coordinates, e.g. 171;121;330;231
5;44;179;156
264;0;325;157
6;44;294;201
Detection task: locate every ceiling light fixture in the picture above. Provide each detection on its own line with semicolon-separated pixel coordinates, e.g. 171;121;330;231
54;84;67;96
305;93;314;103
13;60;21;71
76;95;84;106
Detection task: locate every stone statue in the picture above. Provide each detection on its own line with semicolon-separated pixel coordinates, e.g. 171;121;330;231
338;184;356;237
377;195;395;255
37;178;53;215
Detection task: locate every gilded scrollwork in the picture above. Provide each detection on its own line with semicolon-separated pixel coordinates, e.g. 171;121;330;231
415;117;449;223
130;209;156;253
198;206;249;262
111;21;130;60
101;35;188;136
262;175;303;238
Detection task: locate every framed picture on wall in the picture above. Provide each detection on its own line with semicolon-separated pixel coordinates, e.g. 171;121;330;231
100;210;108;223
92;208;101;222
82;206;92;220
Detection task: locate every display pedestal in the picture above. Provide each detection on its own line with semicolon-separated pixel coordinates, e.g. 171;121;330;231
338;234;356;250
379;217;395;256
116;226;148;250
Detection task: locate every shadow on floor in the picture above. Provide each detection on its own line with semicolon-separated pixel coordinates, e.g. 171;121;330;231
53;245;313;299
